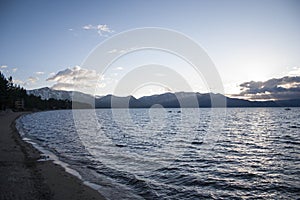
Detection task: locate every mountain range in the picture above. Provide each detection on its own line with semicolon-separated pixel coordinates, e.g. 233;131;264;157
27;87;300;108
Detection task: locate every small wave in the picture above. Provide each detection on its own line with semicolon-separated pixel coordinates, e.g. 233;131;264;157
289;125;299;129
191;141;203;145
17;108;300;199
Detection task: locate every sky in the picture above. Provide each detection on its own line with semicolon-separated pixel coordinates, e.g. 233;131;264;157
1;0;300;99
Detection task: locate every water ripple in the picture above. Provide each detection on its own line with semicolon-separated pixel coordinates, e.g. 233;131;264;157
17;108;300;199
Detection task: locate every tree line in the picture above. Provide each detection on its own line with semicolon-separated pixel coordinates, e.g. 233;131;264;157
0;71;72;111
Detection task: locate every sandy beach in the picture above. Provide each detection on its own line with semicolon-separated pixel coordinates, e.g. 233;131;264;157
0;111;106;200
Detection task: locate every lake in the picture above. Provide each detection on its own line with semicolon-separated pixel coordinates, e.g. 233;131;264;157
16;108;300;199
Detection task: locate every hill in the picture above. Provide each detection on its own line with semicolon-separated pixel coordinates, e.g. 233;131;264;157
28;87;300;108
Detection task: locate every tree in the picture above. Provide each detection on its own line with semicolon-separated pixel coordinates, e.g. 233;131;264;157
0;72;72;111
0;72;9;109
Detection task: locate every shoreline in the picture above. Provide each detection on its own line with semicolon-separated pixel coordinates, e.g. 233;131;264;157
0;111;106;200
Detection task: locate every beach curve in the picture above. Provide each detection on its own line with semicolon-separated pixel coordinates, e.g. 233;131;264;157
0;111;106;200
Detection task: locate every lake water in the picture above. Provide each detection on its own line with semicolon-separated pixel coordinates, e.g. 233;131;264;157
16;108;300;199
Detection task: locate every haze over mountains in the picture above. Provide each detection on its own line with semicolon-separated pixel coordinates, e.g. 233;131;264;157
27;87;300;108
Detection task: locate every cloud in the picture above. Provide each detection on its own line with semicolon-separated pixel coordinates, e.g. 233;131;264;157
238;76;300;100
35;71;45;75
115;67;123;71
49;72;55;76
82;24;93;30
13;79;24;85
0;65;17;73
51;83;75;91
108;49;118;54
19;76;39;86
10;75;37;86
82;24;114;36
47;66;101;92
27;76;39;84
107;47;138;54
288;67;300;76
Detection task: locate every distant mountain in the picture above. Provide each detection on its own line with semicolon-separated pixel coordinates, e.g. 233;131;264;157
137;92;222;107
28;87;300;108
27;87;94;101
94;92;300;108
95;94;142;108
27;87;69;100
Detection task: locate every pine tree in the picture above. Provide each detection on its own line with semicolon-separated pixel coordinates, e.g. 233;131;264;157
0;72;72;111
0;72;9;109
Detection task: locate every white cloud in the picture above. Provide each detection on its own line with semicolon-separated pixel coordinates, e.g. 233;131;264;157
288;67;300;76
35;71;45;75
47;66;102;92
108;49;118;54
97;82;106;88
82;24;93;30
27;76;39;84
82;24;114;36
49;72;55;76
0;66;17;73
97;24;113;34
115;67;123;71
13;79;24;85
51;83;75;91
107;47;138;54
12;76;38;87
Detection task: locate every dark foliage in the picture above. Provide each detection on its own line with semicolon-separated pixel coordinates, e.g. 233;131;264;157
0;71;71;111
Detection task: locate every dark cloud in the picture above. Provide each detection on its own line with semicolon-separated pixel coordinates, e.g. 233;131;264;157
238;76;300;100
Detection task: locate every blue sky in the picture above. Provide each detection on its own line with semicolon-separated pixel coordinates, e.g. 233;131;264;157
1;0;300;97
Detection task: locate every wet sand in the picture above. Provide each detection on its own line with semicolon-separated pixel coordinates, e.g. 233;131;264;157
0;111;106;200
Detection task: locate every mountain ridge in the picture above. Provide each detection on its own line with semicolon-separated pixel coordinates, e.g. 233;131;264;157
27;87;300;108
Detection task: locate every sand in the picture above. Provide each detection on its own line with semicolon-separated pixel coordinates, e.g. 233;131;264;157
0;111;106;200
